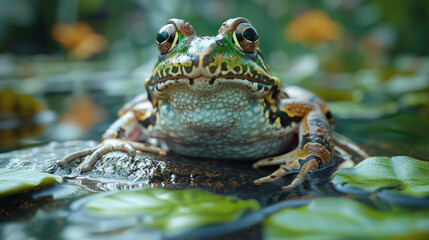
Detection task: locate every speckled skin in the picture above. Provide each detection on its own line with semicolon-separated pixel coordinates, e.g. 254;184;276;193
147;79;295;160
59;17;353;190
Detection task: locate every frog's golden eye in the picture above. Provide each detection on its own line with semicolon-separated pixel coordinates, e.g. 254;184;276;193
233;23;259;53
156;24;178;54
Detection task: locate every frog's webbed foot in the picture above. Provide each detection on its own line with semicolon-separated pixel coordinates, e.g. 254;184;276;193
57;139;167;172
253;150;321;190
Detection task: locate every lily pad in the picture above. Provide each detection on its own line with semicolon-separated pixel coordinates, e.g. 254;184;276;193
331;156;429;198
0;168;63;197
82;188;260;233
263;197;429;240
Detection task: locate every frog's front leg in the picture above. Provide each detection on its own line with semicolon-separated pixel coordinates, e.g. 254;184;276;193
57;100;166;172
253;100;333;190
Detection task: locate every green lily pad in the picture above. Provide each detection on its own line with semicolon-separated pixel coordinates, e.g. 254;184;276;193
83;188;260;233
332;156;429;198
0;168;63;197
264;197;429;240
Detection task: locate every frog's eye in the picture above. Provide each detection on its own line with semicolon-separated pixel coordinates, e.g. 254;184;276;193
156;24;178;54
233;23;259;53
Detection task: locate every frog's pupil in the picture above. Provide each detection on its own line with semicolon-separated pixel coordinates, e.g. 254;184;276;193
157;30;169;43
243;28;258;42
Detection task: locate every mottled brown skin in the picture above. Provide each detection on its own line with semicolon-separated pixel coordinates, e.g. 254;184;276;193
251;86;334;189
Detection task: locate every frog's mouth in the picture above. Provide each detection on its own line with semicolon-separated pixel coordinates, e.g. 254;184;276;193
147;76;273;100
146;60;281;99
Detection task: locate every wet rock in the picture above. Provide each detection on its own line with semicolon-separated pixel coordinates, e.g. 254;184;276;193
0;141;287;200
0;140;354;204
0;141;99;171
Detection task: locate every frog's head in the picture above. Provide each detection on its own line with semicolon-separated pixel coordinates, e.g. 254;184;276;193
145;18;281;106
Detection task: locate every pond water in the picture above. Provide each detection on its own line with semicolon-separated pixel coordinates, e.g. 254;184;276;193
1;101;428;239
0;59;428;240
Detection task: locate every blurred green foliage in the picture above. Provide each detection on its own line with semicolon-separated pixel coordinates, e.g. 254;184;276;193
0;0;428;157
264;197;429;240
1;0;429;63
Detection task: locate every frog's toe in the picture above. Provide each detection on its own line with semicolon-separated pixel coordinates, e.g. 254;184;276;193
281;172;309;190
80;140;139;172
253;173;282;185
252;157;283;169
253;159;301;185
57;144;100;168
59;139;167;173
281;158;319;190
80;148;105;172
127;141;167;156
102;139;137;156
254;154;321;190
252;150;297;169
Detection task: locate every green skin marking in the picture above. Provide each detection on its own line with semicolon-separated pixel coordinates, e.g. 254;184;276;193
147;30;281;108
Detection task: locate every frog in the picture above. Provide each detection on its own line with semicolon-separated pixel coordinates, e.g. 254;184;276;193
58;17;368;190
